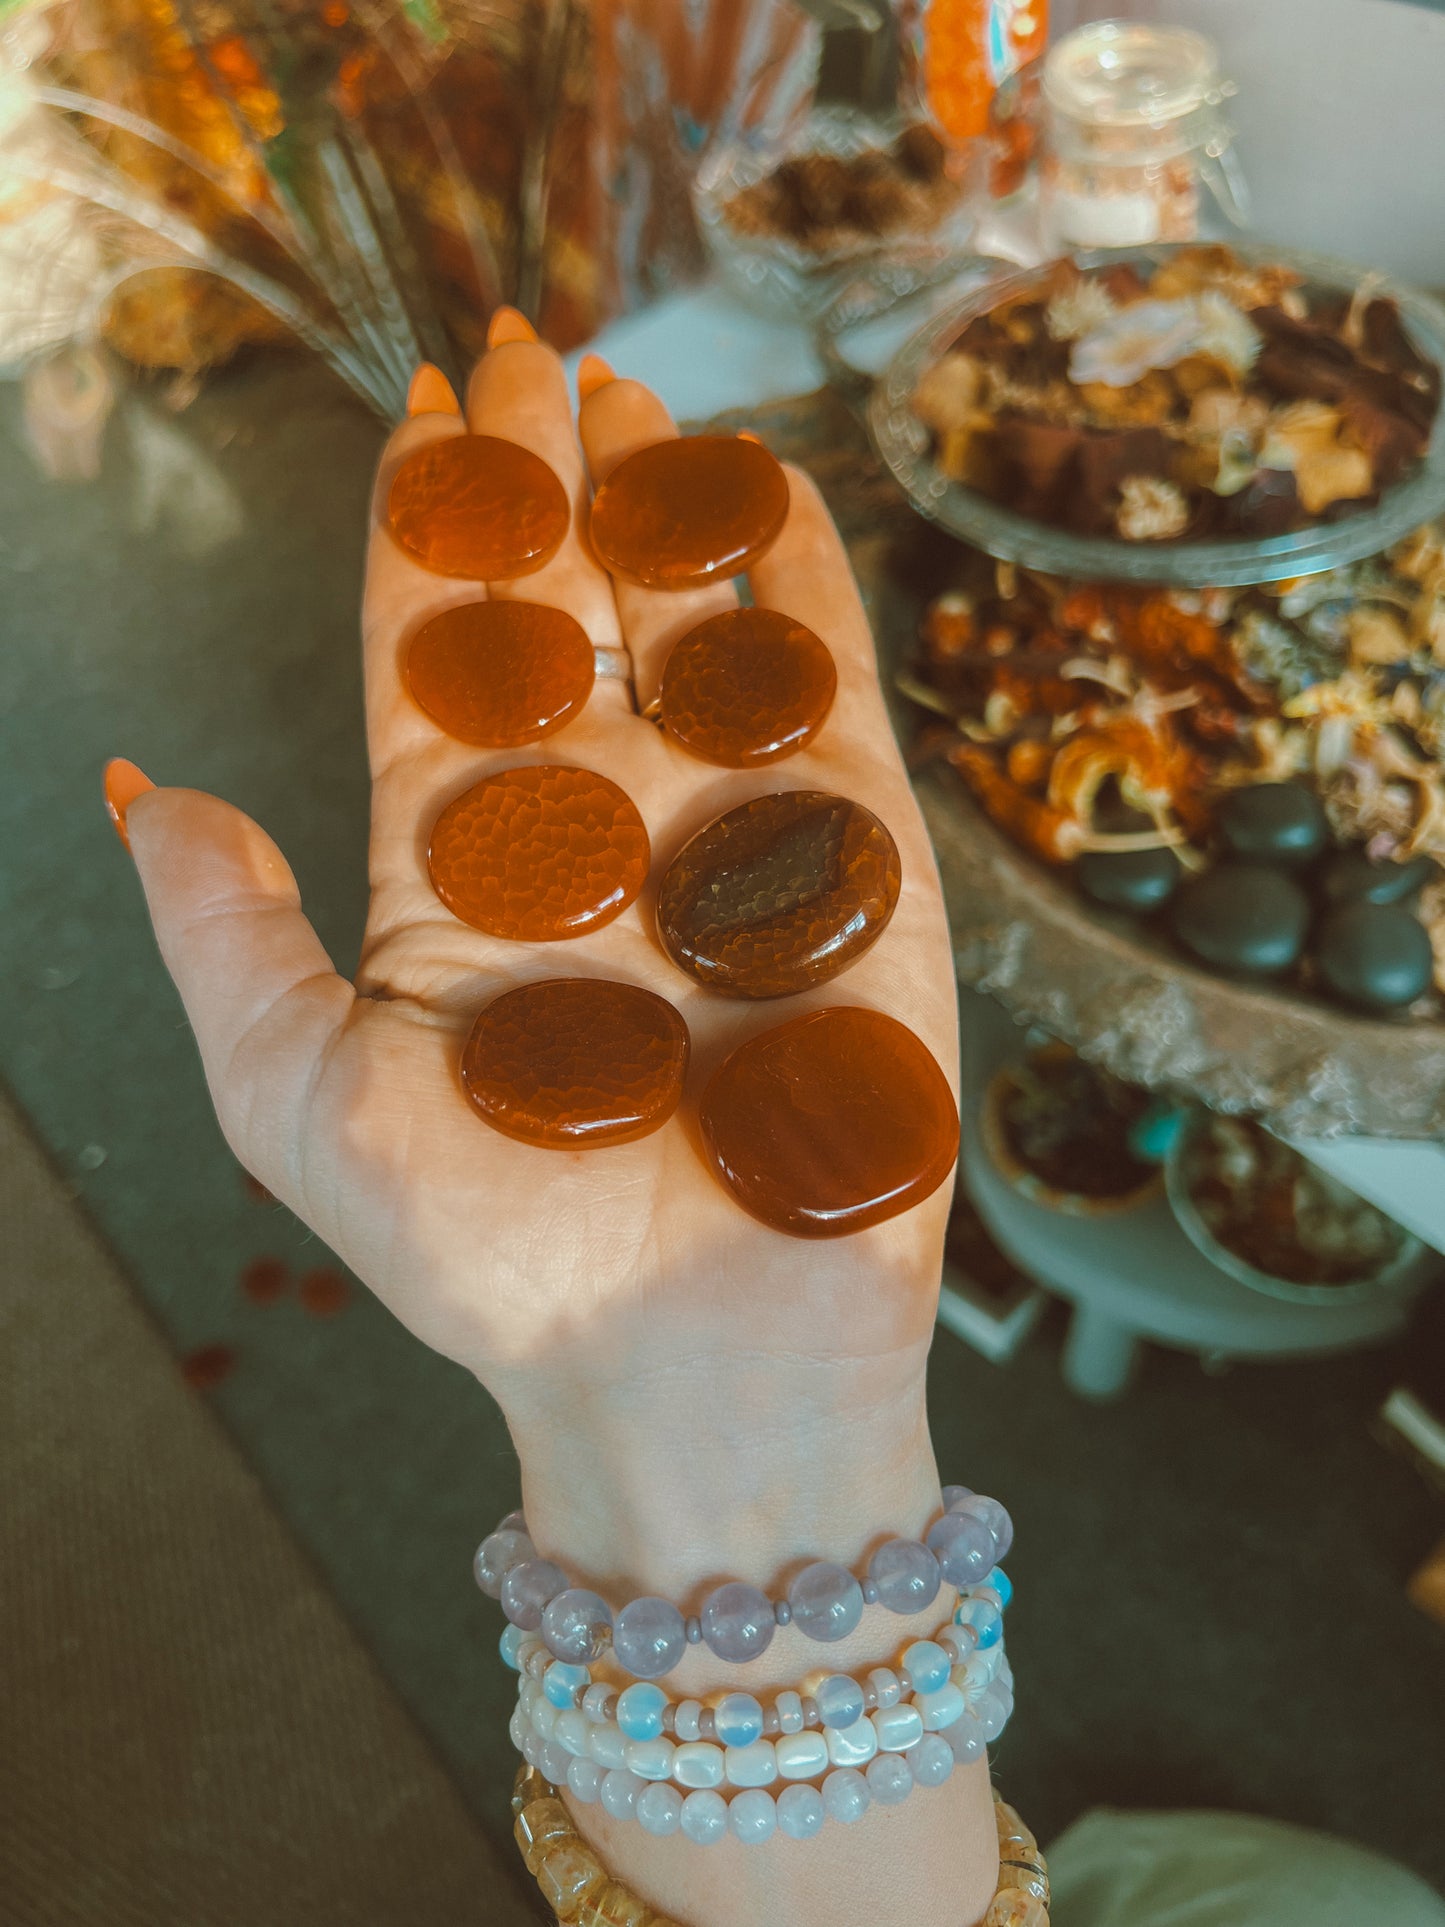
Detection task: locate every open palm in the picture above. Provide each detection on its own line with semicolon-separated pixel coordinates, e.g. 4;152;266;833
125;332;962;1570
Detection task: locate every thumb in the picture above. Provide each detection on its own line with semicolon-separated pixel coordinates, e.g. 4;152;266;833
113;765;355;1193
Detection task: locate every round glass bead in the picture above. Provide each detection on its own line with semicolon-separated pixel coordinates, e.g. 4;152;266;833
463;981;688;1149
658;606;837;768
815;1675;865;1731
728;1787;778;1845
599;1768;643;1821
589;434;790;591
612;1596;688;1680
944;1715;988;1765
724;1740;778;1789
866;1752;913;1806
776;1690;805;1735
773;1600;792;1627
776;1784;827;1840
776;1733;829;1780
681;1789;730;1845
674;1700;703;1743
501;1559;567;1630
868;1539;942;1615
822;1768;871;1824
867;1668;902;1710
917;1683;966;1732
521;1726;543;1769
555;1710;590;1757
825;1717;878;1768
636;1782;684;1837
624;1737;675;1782
544;1661;591;1709
498;1508;527;1533
956;1597;1003;1649
926;1511;996;1588
672;1742;725;1790
685;1617;703;1644
616;1683;667;1742
700;1583;774;1664
387;433;569;581
541;1589;613;1664
901;1640;951;1695
871;1704;925;1753
787;1562;864;1644
698;1709;717;1742
942;1485;973;1511
509;1706;527;1753
907;1734;956;1788
405;598;595;748
429;765;649;943
714;1693;765;1748
989;1567;1014;1611
582;1684;613;1724
974;1688;1010;1742
474;1527;534;1598
587;1724;626;1771
800;1697;820;1729
499;1623;527;1669
861;1580;879;1604
954;1494;1014;1563
566;1756;603;1804
531;1699;557;1741
762;1706;781;1738
940;1624;979;1665
538;1740;572;1785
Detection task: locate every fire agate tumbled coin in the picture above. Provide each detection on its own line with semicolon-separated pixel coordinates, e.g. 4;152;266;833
658;607;837;767
388;434;569;580
428;765;649;940
406;601;594;747
589;434;790;589
657;791;900;998
699;1007;959;1238
461;979;689;1146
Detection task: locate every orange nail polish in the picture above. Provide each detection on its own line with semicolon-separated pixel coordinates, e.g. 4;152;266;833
737;430;763;445
406;362;461;417
487;306;539;348
577;353;616;400
104;758;155;851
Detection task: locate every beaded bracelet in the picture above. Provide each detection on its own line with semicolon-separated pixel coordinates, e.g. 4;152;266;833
511;1762;1051;1926
475;1486;1013;1670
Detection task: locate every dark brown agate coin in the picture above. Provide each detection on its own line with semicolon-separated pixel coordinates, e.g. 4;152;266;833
462;979;690;1147
658;607;837;768
657;791;900;998
406;601;595;747
700;1007;959;1237
388;434;569;580
428;765;649;941
589;434;790;590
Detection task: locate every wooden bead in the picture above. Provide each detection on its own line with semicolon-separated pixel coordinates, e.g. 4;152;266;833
406;600;594;747
388;433;569;580
589;434;790;590
658;607;837;767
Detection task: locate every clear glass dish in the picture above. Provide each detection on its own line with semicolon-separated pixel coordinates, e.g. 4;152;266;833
694;105;977;324
867;242;1445;586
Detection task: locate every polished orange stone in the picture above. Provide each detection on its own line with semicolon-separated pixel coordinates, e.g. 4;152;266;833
461;979;689;1147
388;434;569;580
657;790;900;998
428;765;649;940
406;600;595;747
589;434;790;590
700;1006;959;1237
659;607;837;767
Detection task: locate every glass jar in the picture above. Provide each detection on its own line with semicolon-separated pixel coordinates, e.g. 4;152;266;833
1038;20;1248;252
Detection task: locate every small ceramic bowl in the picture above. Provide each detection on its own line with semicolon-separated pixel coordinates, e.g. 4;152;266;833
981;1057;1164;1217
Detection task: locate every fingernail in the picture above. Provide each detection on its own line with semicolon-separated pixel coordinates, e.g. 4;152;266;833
104;757;155;851
738;429;763;445
487;306;539;348
406;362;461;417
577;353;615;400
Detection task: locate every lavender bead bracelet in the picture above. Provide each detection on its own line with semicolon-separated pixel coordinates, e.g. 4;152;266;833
474;1486;1013;1670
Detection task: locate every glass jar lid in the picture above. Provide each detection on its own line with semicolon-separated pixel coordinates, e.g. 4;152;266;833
1044;20;1228;152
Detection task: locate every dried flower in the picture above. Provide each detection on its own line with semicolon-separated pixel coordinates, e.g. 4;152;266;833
1259;402;1374;515
912;352;985;432
1347;606;1412;667
1192;291;1261;379
1070;298;1204;388
1116;475;1189;542
1044;278;1117;342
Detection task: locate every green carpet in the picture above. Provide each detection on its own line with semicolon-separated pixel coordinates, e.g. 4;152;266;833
0;354;1441;1893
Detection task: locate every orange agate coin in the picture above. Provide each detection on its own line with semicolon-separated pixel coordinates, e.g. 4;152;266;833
657;791;901;998
700;1006;960;1238
406;601;595;747
659;607;837;767
388;434;569;580
589;434;790;589
428;765;649;941
461;978;690;1147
